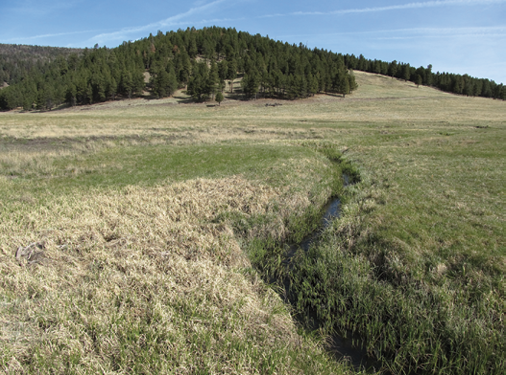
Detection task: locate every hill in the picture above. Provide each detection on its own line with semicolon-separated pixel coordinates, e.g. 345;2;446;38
0;27;359;111
1;27;505;113
0;44;82;85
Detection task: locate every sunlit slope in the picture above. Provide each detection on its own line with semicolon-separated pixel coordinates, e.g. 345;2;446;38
351;70;451;98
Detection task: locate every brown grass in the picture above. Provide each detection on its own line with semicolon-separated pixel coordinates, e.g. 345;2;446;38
0;176;345;373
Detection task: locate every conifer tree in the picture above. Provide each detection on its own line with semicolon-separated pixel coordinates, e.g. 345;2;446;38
388;60;398;78
215;91;224;106
241;71;259;99
227;59;237;82
340;76;350;98
402;65;411;81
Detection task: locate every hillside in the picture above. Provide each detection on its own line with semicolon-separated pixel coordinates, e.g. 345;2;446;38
0;44;82;85
0;27;358;111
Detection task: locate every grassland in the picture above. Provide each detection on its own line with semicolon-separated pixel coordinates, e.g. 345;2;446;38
0;71;504;374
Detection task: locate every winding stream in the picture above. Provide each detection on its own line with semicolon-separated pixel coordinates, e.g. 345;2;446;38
283;175;380;372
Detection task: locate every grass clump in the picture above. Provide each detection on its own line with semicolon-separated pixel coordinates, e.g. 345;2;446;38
0;139;352;374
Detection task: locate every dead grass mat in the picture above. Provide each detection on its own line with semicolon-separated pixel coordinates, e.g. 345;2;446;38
0;176;341;374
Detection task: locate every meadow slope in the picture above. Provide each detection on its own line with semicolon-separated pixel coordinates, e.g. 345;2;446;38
0;71;504;374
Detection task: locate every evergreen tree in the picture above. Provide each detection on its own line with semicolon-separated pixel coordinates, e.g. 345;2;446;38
241;71;259;99
340;76;350;98
215;91;224;106
388;60;398;78
218;60;228;81
188;36;198;58
153;69;170;97
206;60;219;99
120;70;133;98
402;64;411;81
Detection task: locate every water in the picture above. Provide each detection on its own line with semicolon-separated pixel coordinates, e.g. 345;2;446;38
290;197;341;255
283;175;381;372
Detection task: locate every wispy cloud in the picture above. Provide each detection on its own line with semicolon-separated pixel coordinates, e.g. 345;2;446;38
4;29;101;44
288;0;506;16
334;25;505;36
370;26;506;40
278;26;506;40
86;0;227;45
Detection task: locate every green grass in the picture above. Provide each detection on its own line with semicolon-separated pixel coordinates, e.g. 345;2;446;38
2;143;311;190
0;138;352;374
285;106;505;373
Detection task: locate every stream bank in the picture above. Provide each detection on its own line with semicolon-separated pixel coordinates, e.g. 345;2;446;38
237;145;379;372
282;176;380;373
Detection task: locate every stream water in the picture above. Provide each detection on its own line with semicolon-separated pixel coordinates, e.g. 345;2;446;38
283;175;380;372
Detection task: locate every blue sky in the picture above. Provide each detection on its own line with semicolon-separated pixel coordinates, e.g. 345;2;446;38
1;0;505;84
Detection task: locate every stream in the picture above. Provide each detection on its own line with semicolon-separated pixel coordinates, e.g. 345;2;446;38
282;175;380;373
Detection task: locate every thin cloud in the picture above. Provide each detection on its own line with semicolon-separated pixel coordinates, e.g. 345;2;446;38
357;25;506;36
279;26;506;39
372;26;506;39
3;29;102;44
290;0;506;16
87;0;227;44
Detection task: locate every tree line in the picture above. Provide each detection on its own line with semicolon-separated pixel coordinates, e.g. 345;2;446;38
343;55;505;100
0;27;357;110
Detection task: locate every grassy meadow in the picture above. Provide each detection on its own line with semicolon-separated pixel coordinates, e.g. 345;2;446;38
0;71;504;374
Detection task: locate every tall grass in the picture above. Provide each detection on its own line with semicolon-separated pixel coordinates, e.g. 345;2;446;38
286;167;504;374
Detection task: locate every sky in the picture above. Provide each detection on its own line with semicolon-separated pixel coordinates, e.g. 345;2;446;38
1;0;505;84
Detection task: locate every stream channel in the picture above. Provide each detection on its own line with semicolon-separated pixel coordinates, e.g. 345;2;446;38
280;175;380;373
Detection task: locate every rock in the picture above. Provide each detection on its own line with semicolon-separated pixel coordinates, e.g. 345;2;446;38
15;242;46;266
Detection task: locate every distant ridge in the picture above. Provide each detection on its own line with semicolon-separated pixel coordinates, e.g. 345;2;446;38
0;44;83;86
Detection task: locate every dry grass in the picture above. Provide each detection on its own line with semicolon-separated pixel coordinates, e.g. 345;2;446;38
0;176;349;374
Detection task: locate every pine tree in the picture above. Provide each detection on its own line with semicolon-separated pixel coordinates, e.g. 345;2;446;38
309;74;318;96
154;69;169;97
215;91;224;106
241;71;259;99
188;36;198;58
218;60;228;81
227;59;237;80
167;69;178;97
388;61;398;78
206;60;219;99
402;65;411;81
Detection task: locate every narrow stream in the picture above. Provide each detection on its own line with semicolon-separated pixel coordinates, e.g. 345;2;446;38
282;175;380;373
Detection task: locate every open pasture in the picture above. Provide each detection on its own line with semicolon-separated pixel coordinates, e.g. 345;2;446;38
0;71;504;374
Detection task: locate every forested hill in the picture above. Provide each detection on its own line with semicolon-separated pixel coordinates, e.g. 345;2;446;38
1;26;504;111
0;27;358;110
0;44;83;86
